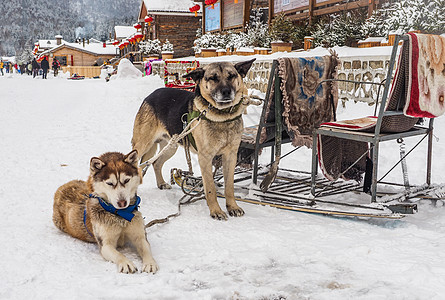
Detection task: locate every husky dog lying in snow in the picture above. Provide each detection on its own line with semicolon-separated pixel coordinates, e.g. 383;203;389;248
52;150;158;274
132;59;256;220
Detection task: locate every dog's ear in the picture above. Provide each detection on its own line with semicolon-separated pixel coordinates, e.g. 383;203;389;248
90;157;105;172
183;68;205;82
124;150;138;166
234;58;256;78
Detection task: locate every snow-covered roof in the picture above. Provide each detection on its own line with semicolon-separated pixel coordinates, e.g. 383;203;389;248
143;0;201;13
115;26;137;40
38;39;64;49
40;41;117;57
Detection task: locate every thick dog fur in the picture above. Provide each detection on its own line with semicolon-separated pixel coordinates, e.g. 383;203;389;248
53;150;158;273
132;59;256;220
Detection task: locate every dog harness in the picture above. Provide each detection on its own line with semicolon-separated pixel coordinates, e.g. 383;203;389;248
90;194;141;221
83;194;141;237
184;100;244;151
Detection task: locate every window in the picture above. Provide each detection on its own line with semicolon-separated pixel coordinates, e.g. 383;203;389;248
55;55;67;66
282;0;290;5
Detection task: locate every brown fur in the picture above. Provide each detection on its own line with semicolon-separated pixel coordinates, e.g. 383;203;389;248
53;150;158;273
132;59;256;220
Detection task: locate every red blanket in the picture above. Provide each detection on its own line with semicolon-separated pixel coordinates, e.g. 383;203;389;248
401;33;445;118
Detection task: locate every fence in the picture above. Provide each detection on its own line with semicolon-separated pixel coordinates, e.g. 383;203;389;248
61;66;102;78
151;54;390;104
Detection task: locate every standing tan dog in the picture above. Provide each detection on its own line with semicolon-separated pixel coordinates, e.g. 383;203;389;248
132;59;256;220
53;150;158;273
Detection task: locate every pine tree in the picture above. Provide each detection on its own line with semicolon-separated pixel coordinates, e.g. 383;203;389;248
246;8;271;48
311;11;365;47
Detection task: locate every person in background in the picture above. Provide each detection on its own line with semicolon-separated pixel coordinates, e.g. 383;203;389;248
0;60;4;75
27;61;32;75
129;53;134;64
5;62;10;73
41;57;49;79
32;58;40;78
52;58;60;77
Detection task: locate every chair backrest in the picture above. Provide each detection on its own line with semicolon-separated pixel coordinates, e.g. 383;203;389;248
375;35;419;134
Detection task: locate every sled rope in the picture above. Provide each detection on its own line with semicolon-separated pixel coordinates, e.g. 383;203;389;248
144;194;205;228
139;109;207;169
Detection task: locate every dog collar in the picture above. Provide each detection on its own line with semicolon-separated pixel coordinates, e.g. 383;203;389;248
89;194;141;222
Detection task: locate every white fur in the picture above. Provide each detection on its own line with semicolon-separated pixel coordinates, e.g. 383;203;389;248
92;173;141;209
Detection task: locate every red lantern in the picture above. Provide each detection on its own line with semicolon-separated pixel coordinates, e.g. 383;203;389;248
189;4;200;17
135;33;143;42
133;23;142;30
145;16;153;26
205;0;217;9
112;40;119;46
123;40;129;46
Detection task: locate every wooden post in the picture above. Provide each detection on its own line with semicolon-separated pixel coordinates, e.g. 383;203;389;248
368;0;376;17
308;0;315;25
220;0;224;32
243;0;251;30
202;0;206;33
268;0;274;26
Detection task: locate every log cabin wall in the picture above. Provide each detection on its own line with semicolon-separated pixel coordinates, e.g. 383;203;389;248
155;15;201;58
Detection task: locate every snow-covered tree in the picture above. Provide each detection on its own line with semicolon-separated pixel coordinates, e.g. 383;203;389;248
362;0;444;36
193;33;225;51
269;13;296;43
224;32;249;50
139;39;161;55
246;8;271;48
162;40;174;52
311;11;365;47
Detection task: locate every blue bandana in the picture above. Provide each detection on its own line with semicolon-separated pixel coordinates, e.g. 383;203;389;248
89;194;141;222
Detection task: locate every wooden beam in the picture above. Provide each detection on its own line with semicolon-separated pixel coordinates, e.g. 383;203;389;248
220;0;224;32
308;0;315;25
368;0;376;17
202;0;206;33
268;0;274;25
313;0;369;16
244;0;251;30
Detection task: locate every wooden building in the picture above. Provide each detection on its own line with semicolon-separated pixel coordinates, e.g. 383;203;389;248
269;0;379;25
39;40;117;67
138;0;202;58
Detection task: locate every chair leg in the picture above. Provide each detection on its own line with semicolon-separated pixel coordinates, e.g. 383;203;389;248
427;127;433;186
311;132;319;196
371;141;380;202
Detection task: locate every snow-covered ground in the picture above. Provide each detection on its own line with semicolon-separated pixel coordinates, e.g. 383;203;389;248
1;65;445;299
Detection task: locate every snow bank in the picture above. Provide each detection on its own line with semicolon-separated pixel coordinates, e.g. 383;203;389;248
110;58;142;80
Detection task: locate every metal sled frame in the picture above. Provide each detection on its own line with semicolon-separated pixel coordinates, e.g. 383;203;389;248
231;37;439;217
310;35;434;203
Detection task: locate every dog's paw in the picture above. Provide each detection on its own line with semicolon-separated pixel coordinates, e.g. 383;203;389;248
118;260;137;274
158;183;172;190
142;260;159;274
210;209;228;221
227;206;245;217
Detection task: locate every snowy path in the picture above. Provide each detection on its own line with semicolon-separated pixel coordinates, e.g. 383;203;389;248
1;74;445;299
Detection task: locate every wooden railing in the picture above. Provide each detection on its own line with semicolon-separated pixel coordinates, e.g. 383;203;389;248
61;66;102;78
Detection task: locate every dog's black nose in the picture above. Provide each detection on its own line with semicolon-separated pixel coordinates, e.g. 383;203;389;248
221;87;232;99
